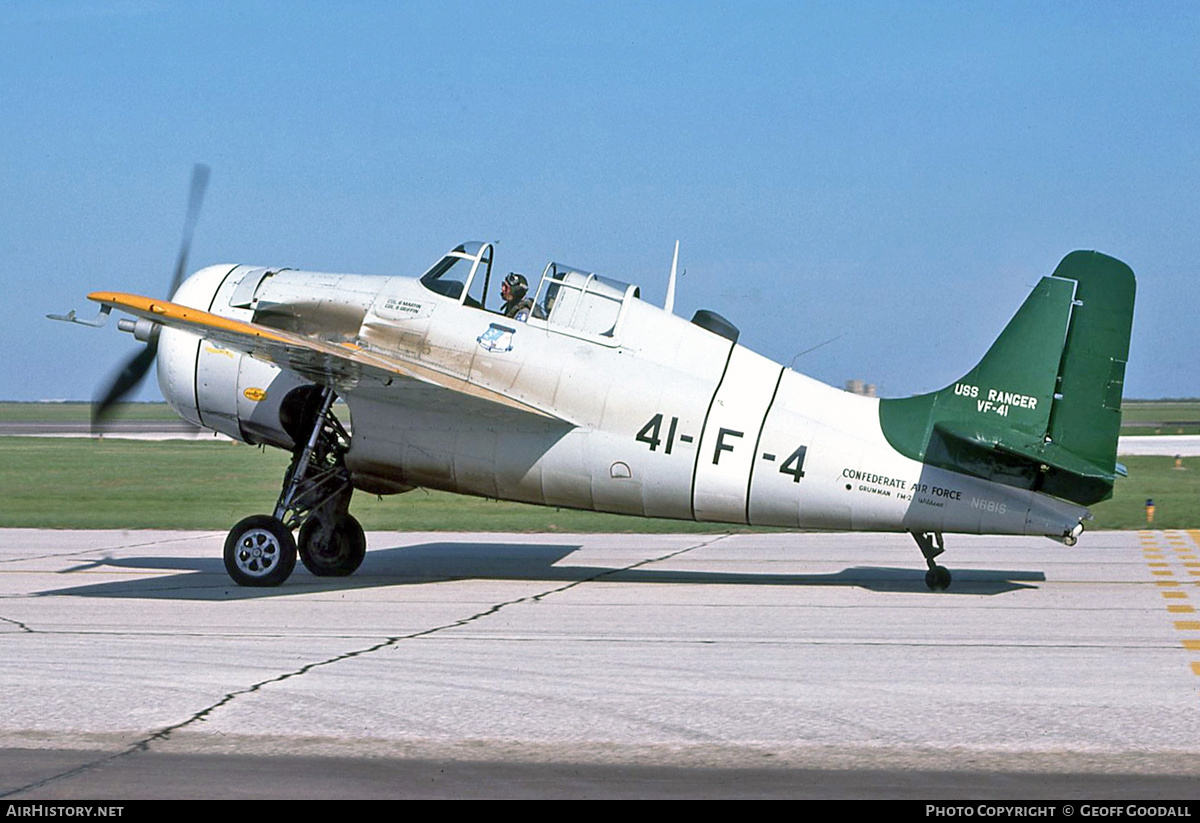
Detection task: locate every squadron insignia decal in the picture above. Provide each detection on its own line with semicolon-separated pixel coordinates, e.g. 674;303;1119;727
477;323;516;353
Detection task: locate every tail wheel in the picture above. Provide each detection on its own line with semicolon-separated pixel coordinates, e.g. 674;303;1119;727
298;514;366;577
911;531;953;592
924;564;952;592
224;515;297;587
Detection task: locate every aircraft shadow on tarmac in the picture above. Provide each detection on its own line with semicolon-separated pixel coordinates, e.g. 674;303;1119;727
40;540;1044;600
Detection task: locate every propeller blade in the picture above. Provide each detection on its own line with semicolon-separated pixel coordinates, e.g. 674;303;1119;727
168;163;210;298
91;339;159;431
93;163;208;429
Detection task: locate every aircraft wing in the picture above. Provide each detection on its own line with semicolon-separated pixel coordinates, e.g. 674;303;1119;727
88;291;565;421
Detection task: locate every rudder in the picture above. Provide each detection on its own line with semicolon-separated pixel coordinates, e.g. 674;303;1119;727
1042;251;1135;498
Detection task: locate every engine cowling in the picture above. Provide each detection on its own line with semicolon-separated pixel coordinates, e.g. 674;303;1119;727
157;264;318;450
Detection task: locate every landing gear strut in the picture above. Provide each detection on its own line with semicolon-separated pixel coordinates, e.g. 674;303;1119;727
911;531;952;592
222;387;360;586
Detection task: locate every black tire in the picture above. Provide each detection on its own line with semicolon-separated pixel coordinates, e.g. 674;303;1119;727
298;514;366;577
224;515;297;587
924;565;952;592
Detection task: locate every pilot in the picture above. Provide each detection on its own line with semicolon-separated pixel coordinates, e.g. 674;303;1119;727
500;272;535;322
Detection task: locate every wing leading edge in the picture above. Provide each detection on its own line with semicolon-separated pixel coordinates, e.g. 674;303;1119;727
88;291;565;422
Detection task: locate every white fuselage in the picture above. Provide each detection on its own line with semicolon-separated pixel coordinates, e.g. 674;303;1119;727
159;263;1089;538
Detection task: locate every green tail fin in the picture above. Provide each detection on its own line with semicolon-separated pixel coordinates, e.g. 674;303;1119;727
880;251;1136;505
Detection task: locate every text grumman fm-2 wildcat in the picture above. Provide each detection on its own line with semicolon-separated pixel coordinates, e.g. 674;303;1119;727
57;168;1136;590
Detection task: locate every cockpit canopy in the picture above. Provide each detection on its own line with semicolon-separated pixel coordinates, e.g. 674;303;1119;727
418;241;494;309
418;242;640;342
534;263;639;338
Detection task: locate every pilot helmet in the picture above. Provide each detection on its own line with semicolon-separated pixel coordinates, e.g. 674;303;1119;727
503;272;528;299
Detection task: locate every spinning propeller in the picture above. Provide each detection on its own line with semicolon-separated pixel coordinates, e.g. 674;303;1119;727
90;164;210;430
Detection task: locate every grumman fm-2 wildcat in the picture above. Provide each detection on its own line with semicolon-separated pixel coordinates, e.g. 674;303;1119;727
57;167;1136;590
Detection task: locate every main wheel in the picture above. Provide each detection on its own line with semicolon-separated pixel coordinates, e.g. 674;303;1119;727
298;514;366;577
224;515;297;587
924;564;952;592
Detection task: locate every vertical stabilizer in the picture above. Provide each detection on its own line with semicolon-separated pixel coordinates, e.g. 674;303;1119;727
879;251;1136;505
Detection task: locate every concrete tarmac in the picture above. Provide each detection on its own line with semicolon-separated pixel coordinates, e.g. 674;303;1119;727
2;528;1199;799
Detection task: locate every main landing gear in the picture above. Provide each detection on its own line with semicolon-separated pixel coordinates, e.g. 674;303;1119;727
911;531;952;592
223;387;364;587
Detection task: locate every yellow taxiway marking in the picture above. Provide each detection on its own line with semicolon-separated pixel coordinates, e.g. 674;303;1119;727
1145;533;1200;690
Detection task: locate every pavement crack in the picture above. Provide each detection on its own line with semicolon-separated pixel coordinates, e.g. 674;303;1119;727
1;533;223;568
0;615;33;632
530;532;734;602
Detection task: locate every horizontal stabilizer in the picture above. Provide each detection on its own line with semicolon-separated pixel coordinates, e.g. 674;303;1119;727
929;420;1116;505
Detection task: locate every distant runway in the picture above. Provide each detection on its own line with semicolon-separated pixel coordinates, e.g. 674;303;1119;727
1118;435;1200;456
2;529;1199;798
0;420;231;441
2;421;1196;454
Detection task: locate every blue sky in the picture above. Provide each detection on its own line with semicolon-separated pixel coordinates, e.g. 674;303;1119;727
3;0;1197;401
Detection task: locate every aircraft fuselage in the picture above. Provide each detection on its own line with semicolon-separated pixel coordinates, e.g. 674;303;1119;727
157;257;1089;541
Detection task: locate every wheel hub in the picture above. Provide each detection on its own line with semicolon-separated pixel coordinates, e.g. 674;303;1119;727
237;529;281;575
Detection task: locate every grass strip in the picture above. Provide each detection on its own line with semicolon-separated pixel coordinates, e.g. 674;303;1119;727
0;438;1193;531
